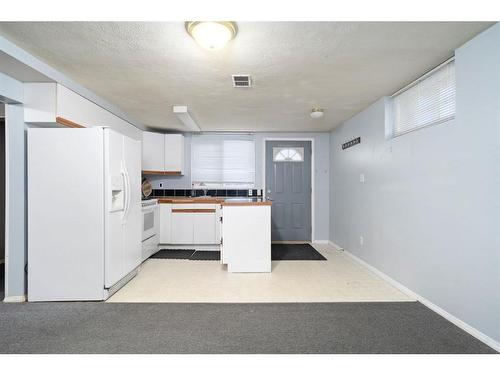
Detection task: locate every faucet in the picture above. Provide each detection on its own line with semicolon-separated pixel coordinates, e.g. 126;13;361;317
194;182;209;197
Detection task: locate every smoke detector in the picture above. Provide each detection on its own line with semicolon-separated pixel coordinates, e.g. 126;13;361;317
310;108;325;119
232;75;252;87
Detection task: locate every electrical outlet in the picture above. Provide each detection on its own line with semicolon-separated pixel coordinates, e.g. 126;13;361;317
248;189;253;196
359;174;365;183
159;182;163;188
360;236;364;246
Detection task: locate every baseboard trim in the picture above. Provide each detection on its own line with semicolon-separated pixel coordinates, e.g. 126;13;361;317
3;295;27;303
341;248;500;353
104;267;138;300
328;241;343;250
312;240;329;244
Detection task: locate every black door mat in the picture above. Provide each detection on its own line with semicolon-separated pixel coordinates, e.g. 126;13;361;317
271;243;326;261
151;249;195;260
150;244;326;261
190;251;221;261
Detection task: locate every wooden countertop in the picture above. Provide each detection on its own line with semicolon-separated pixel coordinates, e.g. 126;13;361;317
158;198;224;204
156;197;271;206
221;201;272;206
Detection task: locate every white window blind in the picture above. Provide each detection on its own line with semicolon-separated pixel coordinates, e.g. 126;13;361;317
391;60;456;137
191;135;255;187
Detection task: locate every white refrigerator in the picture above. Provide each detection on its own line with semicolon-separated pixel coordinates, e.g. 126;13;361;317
27;127;142;301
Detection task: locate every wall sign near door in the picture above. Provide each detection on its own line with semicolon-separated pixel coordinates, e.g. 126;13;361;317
342;137;361;150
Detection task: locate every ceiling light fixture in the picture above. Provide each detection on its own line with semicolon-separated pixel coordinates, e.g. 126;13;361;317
310;108;325;119
185;21;237;50
173;105;201;132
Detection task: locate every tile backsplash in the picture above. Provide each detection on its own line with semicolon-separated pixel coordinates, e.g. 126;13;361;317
149;189;262;198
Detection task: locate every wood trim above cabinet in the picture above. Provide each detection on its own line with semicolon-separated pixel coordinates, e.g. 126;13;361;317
55;116;86;128
142;170;182;175
172;209;216;213
159;198;224;204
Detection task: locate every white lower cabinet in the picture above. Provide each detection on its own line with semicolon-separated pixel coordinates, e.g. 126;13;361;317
160;203;221;245
159;204;172;243
193;212;217;244
171;211;194;244
221;205;271;273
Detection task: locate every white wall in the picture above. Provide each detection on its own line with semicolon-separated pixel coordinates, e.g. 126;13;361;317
150;132;331;241
330;24;500;344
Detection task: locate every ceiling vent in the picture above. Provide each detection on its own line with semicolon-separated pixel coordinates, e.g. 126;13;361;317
232;75;252;87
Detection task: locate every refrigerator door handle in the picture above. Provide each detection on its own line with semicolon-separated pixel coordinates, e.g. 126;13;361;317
121;166;129;224
123;164;132;223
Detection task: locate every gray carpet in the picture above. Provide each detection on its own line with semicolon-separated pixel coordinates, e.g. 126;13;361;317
0;301;496;354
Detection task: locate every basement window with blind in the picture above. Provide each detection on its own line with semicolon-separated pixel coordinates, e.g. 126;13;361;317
389;59;456;137
191;135;255;188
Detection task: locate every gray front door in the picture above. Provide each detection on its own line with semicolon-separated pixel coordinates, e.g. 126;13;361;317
265;141;311;241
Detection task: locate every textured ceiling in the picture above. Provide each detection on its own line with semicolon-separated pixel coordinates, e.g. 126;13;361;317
0;22;493;132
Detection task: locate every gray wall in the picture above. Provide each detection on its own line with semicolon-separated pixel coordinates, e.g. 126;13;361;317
150;132;331;241
330;24;500;343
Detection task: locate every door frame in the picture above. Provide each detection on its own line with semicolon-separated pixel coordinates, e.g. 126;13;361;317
262;138;315;242
0;108;5;298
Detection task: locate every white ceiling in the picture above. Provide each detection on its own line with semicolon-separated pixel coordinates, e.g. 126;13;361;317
0;22;493;132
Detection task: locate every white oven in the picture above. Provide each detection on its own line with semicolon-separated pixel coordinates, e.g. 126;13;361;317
142;199;159;241
142;199;159;260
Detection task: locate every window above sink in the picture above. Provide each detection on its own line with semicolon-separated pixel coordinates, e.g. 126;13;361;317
191;134;255;188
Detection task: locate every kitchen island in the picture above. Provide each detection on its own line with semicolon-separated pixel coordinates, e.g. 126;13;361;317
155;197;272;273
221;200;272;273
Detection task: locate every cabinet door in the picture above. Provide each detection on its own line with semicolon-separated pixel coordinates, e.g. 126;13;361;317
142;131;165;171
193;212;217;244
215;205;222;244
171;212;194;244
164;134;184;173
159;204;172;243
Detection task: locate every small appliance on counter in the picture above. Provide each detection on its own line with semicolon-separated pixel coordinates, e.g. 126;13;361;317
141;177;153;199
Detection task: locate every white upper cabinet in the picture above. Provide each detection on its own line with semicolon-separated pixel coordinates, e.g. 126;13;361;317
141;132;184;174
142;131;165;172
164;134;185;174
23;83;141;140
